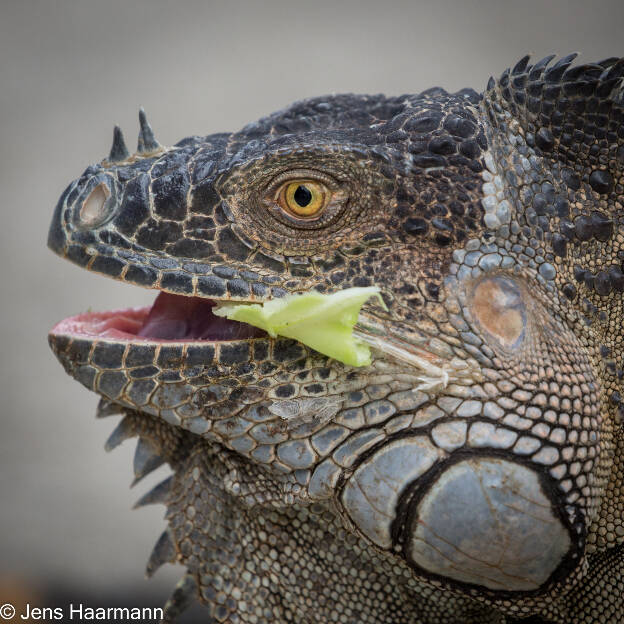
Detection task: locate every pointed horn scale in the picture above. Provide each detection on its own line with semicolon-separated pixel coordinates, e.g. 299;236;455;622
96;398;123;419
137;107;161;154
132;438;166;486
528;54;556;81
133;476;173;509
146;528;177;577
544;52;578;82
104;416;134;452
512;54;531;75
161;574;198;622
108;125;130;162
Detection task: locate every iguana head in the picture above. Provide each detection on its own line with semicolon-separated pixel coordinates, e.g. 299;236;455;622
47;55;624;621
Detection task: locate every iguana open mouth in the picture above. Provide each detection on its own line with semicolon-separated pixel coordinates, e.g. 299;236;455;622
50;291;266;342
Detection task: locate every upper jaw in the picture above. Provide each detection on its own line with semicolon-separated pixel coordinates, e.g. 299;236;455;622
46;130;293;306
47;169;306;347
48;198;289;303
47;173;300;304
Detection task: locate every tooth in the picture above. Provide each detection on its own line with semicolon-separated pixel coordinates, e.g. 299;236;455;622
96;398;123;418
133;476;173;509
104;416;134;452
137;108;161;154
132;438;165;486
161;574;198;622
108;125;130;163
145;528;176;577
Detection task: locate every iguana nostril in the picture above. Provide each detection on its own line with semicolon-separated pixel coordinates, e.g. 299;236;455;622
80;182;110;226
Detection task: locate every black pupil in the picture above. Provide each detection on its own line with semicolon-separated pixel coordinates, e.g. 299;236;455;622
293;185;313;207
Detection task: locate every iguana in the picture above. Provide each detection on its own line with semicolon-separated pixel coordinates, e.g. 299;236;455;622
47;54;624;623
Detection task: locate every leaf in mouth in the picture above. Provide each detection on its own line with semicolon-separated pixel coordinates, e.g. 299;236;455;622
213;287;385;366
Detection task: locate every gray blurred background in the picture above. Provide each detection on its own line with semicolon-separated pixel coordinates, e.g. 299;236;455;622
1;0;623;619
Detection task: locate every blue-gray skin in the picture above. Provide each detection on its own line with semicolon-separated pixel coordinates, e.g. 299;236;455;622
47;55;624;623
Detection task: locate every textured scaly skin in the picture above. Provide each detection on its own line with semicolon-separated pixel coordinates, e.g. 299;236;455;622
48;55;624;623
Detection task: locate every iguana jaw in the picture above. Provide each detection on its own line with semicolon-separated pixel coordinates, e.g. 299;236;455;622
50;291;265;344
47;289;274;418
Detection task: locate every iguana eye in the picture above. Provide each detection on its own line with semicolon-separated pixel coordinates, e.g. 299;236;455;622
278;180;328;218
262;169;347;230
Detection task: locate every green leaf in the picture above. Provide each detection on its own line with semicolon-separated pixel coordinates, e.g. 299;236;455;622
213;287;385;366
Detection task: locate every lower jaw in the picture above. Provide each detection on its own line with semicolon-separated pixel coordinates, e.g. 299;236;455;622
47;292;296;413
46;304;305;424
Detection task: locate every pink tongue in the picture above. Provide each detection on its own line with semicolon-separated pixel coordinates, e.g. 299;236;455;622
137;292;264;340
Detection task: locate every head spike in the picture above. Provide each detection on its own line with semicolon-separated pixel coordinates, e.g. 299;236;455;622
528;54;556;80
512;54;531;75
108;125;130;162
499;67;510;87
545;52;578;82
603;58;624;81
552;52;579;69
596;57;620;69
137;107;161;154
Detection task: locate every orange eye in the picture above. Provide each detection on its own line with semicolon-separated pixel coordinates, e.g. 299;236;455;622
278;180;328;218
